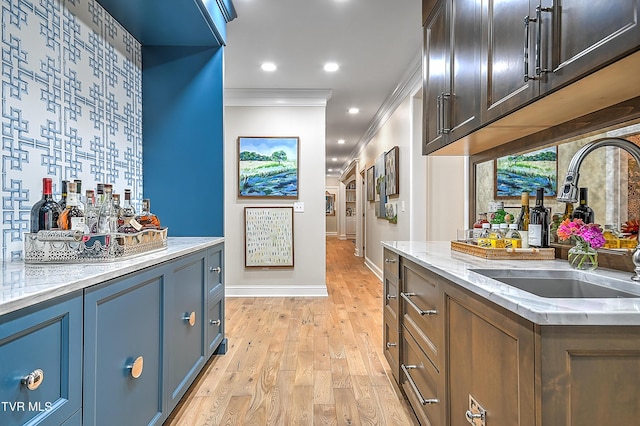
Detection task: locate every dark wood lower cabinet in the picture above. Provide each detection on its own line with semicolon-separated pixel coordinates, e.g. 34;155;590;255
386;252;640;426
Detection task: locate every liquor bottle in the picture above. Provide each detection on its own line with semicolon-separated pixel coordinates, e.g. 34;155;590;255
572;187;595;224
529;187;550;248
117;189;142;233
85;190;99;233
57;181;85;231
112;193;122;219
97;184;118;233
516;191;530;248
58;180;69;210
562;202;574;221
74;179;85;213
135;199;161;229
30;177;62;232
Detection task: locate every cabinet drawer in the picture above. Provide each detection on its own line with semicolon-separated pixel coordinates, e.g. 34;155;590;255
207;295;224;356
0;293;82;426
383;249;399;278
401;330;442;426
207;245;224;298
401;260;443;370
384;273;399;325
383;316;401;382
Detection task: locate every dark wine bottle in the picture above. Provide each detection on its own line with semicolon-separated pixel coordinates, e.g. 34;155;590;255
572;187;594;224
528;187;550;248
30;177;62;232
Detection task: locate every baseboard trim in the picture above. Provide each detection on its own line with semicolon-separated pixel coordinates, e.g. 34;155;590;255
326;231;338;236
364;257;383;282
226;285;329;297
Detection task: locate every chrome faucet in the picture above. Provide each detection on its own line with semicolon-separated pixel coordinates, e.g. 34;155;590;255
557;137;640;281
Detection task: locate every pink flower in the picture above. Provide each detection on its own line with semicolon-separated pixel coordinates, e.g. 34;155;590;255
557;218;604;249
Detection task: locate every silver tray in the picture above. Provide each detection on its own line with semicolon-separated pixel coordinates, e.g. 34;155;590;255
24;228;168;263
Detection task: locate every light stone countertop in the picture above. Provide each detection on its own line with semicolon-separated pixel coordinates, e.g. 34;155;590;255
0;237;224;316
382;241;640;326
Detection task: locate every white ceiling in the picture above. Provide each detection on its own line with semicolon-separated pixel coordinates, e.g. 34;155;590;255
223;0;423;177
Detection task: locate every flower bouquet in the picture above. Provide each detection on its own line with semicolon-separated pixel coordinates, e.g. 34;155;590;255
557;218;605;270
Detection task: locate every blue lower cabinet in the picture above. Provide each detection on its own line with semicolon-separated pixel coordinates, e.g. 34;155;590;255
0;293;82;426
83;269;165;426
165;252;207;412
207;244;223;298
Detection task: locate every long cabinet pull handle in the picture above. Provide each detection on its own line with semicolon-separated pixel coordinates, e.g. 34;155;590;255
535;5;552;76
384;258;397;263
523;13;537;82
401;364;439;405
441;93;451;134
436;93;442;135
401;292;437;316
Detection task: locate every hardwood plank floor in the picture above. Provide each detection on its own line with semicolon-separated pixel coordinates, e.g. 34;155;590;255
165;237;416;425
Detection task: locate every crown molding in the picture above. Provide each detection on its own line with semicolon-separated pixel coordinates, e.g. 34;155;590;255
347;50;422;164
225;88;333;107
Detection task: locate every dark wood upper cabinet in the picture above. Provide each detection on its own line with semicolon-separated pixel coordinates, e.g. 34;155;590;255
424;0;640;155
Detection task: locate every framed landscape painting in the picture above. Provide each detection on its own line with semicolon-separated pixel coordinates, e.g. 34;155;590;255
238;136;299;198
495;146;557;198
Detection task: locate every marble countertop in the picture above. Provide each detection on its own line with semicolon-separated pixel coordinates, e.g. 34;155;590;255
382;241;640;326
0;237;224;316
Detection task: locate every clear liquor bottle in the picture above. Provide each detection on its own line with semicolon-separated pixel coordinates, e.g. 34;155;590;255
117;189;142;233
97;184;118;233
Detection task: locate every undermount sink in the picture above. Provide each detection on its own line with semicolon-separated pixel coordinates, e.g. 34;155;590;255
470;269;640;299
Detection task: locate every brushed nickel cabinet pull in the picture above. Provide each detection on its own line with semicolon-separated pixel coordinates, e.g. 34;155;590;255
209;319;221;326
401;292;437;316
401;364;438;405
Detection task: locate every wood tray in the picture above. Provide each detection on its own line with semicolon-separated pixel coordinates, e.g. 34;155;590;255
450;241;555;260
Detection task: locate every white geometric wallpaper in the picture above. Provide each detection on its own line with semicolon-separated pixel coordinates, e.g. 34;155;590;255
1;0;142;260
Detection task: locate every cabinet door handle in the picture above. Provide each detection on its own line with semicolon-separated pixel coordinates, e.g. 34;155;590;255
210;266;221;274
209;319;221;326
401;364;438;405
21;369;44;391
401;292;437;316
436;93;442;135
384;258;397;264
183;311;196;326
386;342;397;349
523;13;538;81
466;410;486;422
386;294;396;300
126;356;144;379
441;93;451;134
535;5;552;76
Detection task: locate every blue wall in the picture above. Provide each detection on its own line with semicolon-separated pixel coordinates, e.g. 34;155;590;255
142;46;225;237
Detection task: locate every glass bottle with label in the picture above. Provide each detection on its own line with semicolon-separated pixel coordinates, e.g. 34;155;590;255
477;222;492;247
516;191;530;248
489;223;506;248
135;199;161;229
58;180;69;210
30;177;62;232
97;184;118;233
58;181;85;232
529;187;550;248
505;224;522;248
572;187;595;224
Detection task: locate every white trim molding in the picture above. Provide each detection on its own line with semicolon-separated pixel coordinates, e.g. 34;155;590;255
225;88;333;107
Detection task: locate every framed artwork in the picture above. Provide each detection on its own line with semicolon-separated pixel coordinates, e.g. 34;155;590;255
385;146;399;196
385;202;398;224
325;193;335;216
366;166;375;201
244;207;294;267
495;146;558;198
238;136;299;198
375;152;386;218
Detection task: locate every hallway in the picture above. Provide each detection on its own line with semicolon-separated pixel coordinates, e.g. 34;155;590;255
165;237;415;425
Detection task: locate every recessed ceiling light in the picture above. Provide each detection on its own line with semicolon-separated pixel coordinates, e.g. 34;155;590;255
324;62;339;72
348;107;359;114
332;157;338;161
261;62;277;72
328;168;334;172
337;139;346;144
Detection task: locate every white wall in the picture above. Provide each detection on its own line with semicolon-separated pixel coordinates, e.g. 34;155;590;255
224;103;328;297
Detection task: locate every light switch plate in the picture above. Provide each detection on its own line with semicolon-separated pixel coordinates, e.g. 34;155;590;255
293;202;304;213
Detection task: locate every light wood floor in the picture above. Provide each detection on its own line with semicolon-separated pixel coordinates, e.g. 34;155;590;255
165;237;415;425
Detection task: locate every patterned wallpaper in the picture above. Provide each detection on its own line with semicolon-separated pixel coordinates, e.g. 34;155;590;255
1;0;142;261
